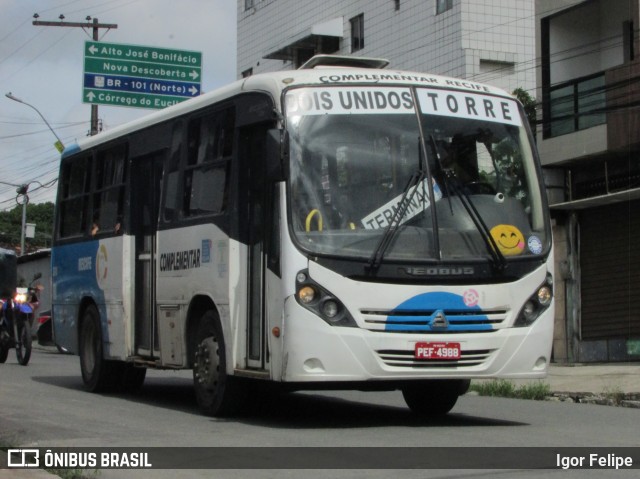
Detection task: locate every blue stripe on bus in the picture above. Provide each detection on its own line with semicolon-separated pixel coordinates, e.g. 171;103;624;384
52;240;107;346
61;142;81;158
386;291;491;332
383;323;493;332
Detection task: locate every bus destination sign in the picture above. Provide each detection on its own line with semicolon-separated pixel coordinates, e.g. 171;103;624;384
83;40;203;109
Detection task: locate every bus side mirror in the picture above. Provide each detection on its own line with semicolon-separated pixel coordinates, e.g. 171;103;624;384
266;129;286;181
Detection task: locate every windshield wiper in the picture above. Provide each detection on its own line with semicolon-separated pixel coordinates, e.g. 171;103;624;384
428;134;454;216
367;168;425;275
426;134;506;271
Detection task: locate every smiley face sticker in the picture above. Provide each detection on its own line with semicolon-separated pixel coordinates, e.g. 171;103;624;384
490;224;525;256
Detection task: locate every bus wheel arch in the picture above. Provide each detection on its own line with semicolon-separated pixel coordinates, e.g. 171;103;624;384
191;306;245;417
185;295;218;368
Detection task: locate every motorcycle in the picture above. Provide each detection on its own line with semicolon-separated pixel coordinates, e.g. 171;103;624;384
0;272;42;365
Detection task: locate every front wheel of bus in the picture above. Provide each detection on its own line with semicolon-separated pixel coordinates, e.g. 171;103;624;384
402;379;470;416
193;310;244;417
79;304;119;393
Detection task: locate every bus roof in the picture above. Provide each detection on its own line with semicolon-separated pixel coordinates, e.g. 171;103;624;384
63;60;514;157
243;67;511;97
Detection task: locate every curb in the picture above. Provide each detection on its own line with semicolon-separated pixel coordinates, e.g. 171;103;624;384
549;392;640;408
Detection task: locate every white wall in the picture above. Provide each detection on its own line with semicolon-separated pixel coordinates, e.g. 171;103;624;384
549;0;631;85
238;0;536;94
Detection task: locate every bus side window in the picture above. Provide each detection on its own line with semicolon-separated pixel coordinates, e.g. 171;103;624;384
58;156;91;238
93;144;127;235
183;108;234;217
162;122;184;222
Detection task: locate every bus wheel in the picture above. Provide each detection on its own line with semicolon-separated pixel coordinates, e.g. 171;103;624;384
193;310;243;417
79;304;120;393
401;379;470;416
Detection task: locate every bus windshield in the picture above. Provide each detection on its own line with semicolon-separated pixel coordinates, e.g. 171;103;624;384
286;86;548;264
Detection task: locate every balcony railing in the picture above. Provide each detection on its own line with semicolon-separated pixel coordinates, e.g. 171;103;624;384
545;73;606;138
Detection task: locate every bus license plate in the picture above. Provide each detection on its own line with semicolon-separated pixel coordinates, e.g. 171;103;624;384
415;342;461;360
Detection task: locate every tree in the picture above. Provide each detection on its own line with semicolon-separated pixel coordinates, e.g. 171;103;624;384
0;202;54;253
512;87;537;138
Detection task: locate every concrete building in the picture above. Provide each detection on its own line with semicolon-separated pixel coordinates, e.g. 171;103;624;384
536;0;640;363
237;1;640;364
237;0;537;95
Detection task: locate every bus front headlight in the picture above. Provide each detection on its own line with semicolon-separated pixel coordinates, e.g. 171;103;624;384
295;269;357;327
321;299;339;318
298;286;316;304
514;274;553;327
537;285;552;306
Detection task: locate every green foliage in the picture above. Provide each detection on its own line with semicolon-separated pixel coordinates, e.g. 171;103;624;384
2;437;99;478
512;87;537;134
0;202;54;252
46;468;100;479
471;379;516;397
602;386;626;406
470;379;551;401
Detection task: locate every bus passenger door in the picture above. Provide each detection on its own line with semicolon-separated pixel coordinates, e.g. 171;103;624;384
131;153;163;357
242;125;276;370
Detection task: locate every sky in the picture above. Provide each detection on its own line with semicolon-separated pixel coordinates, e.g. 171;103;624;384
0;0;237;210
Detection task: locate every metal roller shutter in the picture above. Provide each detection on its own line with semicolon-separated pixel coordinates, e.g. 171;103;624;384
579;201;640;339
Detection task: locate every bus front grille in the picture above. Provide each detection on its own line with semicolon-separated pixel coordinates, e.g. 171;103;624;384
376;349;495;368
361;309;508;333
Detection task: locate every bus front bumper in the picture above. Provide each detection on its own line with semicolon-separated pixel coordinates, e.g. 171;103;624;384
278;298;554;384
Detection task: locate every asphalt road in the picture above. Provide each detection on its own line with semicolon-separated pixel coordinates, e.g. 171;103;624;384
1;347;639;479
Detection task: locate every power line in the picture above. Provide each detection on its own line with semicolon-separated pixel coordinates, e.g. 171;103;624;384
0;17;30;43
0;28;75;84
0;28;47;66
32;16;118;136
0;121;87;140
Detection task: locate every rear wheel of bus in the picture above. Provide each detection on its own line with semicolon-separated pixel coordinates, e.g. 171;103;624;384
79;305;146;393
401;379;470;416
79;304;120;392
193;310;245;417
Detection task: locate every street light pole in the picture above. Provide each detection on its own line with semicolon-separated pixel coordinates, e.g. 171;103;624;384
4;92;59;255
16;185;29;256
5;92;65;152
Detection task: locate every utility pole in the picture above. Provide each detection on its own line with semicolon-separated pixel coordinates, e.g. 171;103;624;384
16;184;29;256
33;15;118;136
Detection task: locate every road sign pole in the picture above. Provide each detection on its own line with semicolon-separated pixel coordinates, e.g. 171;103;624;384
33;17;118;136
91;19;100;135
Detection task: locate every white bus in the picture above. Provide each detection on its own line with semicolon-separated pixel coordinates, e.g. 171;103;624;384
52;56;553;416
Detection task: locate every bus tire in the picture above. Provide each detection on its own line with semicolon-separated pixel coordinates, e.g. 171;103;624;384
193;310;244;417
79;304;120;393
401;379;469;416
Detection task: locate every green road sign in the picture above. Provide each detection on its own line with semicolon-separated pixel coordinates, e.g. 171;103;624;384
84;41;201;67
83;40;202;109
84;57;200;82
83;89;186;109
